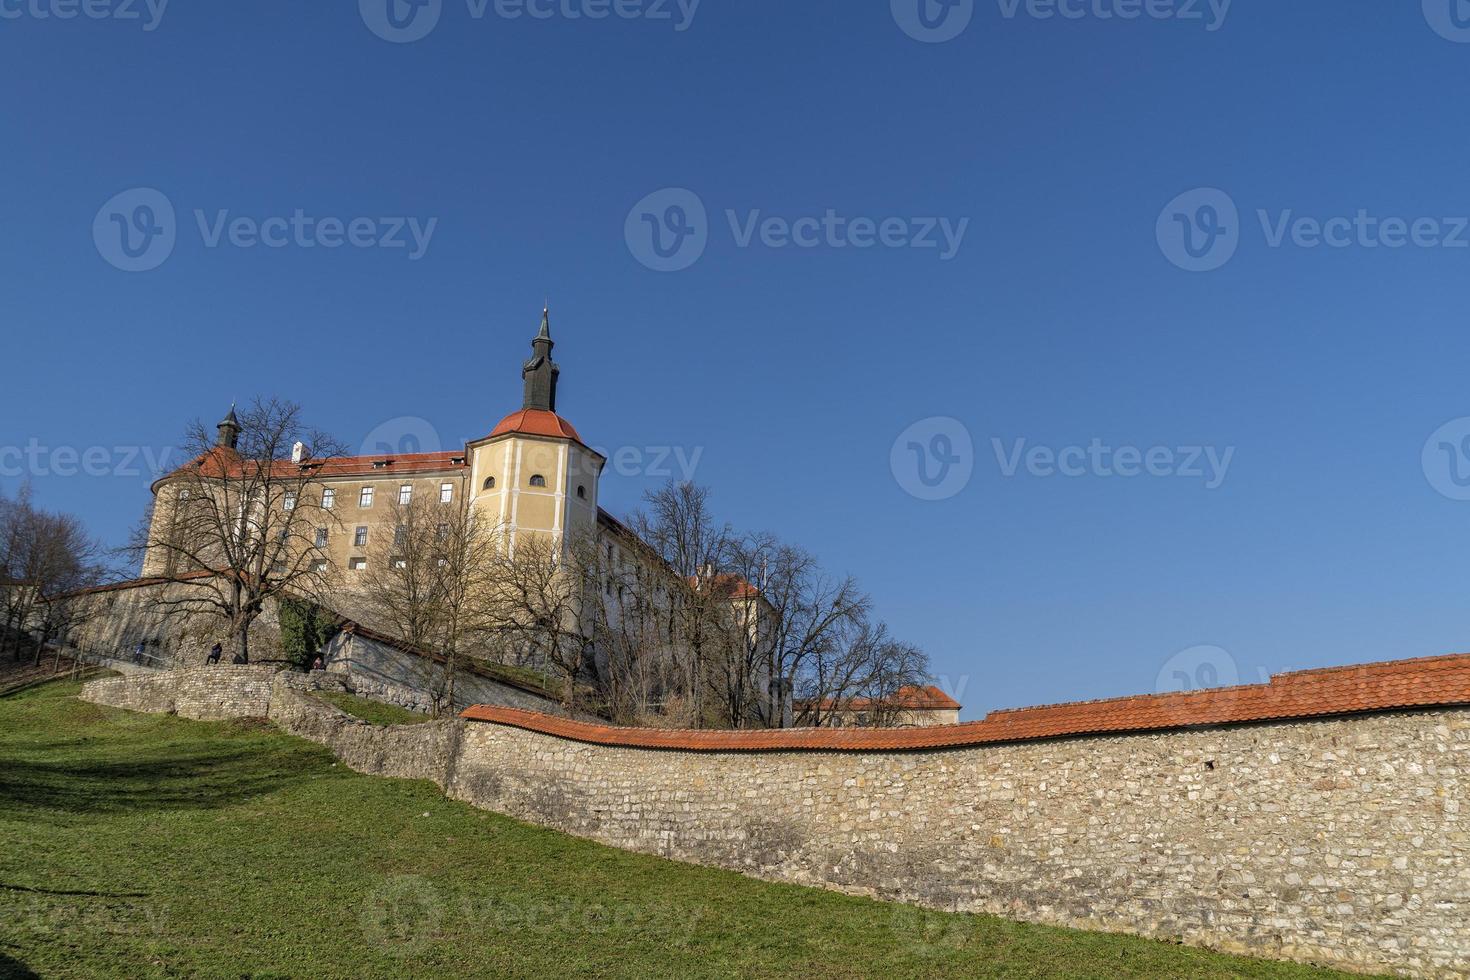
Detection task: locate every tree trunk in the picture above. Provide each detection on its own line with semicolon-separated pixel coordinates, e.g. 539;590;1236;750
444;648;457;717
234;625;250;664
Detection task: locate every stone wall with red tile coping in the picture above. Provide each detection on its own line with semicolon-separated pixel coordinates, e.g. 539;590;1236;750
82;658;1470;977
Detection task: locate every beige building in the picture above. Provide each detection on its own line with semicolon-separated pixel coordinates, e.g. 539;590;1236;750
137;311;744;667
142;311;656;587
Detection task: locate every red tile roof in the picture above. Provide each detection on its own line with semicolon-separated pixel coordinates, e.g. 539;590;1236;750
482;409;586;447
156;448;469;488
461;652;1470;752
800;684;962;712
689;572;762;600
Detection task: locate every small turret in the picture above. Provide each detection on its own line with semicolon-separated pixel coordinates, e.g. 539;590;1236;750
216;404;241;450
521;307;560;412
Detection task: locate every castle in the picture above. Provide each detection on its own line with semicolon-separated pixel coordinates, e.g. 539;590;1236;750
141;309;650;584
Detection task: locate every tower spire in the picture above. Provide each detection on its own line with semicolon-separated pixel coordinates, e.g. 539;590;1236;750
522;307;560;412
216;403;241;450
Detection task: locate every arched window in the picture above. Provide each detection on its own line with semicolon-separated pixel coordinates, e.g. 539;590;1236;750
482;476;495;490
529;474;547;488
576;485;586;499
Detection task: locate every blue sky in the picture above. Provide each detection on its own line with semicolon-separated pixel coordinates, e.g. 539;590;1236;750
4;0;1470;719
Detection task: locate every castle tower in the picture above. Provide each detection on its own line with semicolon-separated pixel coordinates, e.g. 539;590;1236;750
216;404;241;451
467;309;605;555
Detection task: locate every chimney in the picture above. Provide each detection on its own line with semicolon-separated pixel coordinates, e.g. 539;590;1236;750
291;441;306;464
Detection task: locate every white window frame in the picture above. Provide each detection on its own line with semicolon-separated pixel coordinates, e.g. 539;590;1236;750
322;488;335;509
440;482;453;503
283;491;297;511
399;484;413;505
359;486;374;508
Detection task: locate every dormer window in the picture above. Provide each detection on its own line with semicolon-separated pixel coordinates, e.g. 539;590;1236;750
529;474;547;488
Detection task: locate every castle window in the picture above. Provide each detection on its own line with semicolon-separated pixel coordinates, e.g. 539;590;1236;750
398;484;413;505
529;474;547;488
483;476;496;490
393;525;406;548
348;557;366;572
354;526;368;547
391;557;406;571
440;483;453;503
314;528;328;548
322;488;335;509
359;487;374;508
577;485;586;500
178;489;190;502
311;559;328;574
283;491;297;511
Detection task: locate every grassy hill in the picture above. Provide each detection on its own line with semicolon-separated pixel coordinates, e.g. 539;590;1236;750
0;680;1367;979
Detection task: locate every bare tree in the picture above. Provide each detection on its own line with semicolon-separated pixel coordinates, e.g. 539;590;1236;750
482;531;598;710
721;532;870;728
630;482;733;725
796;619;930;728
0;485;110;662
128;399;347;663
357;496;501;714
584;533;687;724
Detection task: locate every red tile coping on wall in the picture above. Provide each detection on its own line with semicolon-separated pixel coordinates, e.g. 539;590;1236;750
460;652;1470;752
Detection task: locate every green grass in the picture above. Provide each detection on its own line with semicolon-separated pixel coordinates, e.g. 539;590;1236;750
311;690;433;726
0;681;1368;980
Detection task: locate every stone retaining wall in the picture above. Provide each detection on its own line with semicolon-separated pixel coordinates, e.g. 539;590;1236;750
79;668;1470;977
